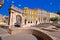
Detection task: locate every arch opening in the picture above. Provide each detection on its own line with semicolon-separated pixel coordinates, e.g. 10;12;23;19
14;15;22;27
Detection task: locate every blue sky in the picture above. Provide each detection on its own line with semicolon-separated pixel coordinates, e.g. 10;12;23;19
0;0;60;16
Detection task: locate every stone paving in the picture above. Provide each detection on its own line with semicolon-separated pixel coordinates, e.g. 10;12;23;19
2;34;37;40
41;29;60;40
11;27;60;40
0;28;10;37
0;25;60;40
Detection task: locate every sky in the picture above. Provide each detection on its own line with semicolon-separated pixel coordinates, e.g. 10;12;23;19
0;0;60;16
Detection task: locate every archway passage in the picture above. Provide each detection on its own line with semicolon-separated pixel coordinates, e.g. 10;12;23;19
9;5;25;28
14;15;22;27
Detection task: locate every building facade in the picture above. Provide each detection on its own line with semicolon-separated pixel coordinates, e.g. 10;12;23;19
0;14;4;22
23;7;38;25
3;16;9;24
37;9;50;23
50;12;59;18
9;5;25;28
8;5;59;27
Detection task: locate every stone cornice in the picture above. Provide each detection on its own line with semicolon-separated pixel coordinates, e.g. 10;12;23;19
9;5;24;13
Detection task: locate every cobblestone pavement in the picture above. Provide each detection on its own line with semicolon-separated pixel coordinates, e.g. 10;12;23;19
0;28;7;34
0;25;60;40
2;34;38;40
31;23;60;40
0;28;10;37
42;30;60;40
11;27;60;40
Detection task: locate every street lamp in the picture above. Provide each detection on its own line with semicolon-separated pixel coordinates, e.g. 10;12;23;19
0;0;4;8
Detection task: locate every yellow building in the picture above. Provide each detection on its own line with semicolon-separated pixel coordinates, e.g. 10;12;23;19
23;7;38;25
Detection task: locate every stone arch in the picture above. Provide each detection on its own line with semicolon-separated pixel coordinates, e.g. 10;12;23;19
9;12;24;27
9;5;25;28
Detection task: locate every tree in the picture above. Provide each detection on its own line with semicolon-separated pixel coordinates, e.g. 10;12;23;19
57;12;60;15
50;17;58;22
57;11;60;21
58;17;60;21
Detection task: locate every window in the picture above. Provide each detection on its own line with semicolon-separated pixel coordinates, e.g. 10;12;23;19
28;16;34;18
28;11;34;14
28;12;31;14
31;12;34;14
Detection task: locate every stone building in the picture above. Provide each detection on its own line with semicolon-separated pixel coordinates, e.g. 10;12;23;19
0;14;4;22
23;7;38;25
9;5;25;28
8;5;59;27
37;9;50;23
0;14;8;26
50;12;59;18
3;16;9;24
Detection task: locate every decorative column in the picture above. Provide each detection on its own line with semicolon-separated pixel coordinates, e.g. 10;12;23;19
9;10;13;28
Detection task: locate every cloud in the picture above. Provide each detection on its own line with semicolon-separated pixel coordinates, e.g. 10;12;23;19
18;4;21;6
12;1;14;3
50;2;53;5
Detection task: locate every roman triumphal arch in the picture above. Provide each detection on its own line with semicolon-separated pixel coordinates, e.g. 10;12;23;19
9;5;25;28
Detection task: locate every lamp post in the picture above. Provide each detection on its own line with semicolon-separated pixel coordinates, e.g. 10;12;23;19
0;0;4;8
